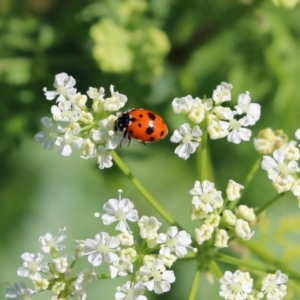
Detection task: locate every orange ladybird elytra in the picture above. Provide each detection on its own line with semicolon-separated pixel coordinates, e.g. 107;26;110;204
114;108;168;144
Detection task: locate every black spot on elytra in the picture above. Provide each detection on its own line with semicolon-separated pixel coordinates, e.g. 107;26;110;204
146;126;154;135
160;131;165;137
139;114;143;118
149;137;156;142
129;129;134;135
130;117;137;122
147;112;156;120
138;123;142;128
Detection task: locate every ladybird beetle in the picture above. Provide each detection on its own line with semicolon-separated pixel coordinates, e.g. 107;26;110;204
114;108;168;144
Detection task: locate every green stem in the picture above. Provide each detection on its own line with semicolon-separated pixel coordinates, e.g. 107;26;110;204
187;267;201;300
216;253;267;273
255;193;285;216
228;156;261;210
240;240;300;281
243;156;261;189
199;128;208;181
111;150;179;227
207;259;223;279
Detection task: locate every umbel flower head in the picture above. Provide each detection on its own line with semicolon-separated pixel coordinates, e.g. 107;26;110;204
189;179;255;247
259;128;300;205
171;82;261;159
35;72;128;169
6;189;202;300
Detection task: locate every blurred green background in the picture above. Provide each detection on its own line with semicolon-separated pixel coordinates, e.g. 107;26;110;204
1;0;300;299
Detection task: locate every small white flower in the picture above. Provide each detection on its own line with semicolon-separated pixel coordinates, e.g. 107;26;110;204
89;87;105;112
69;93;87;108
219;270;253;299
73;268;98;292
55;128;83;156
110;257;133;278
282;140;300;161
212;82;233;104
74;240;85;259
190;180;223;214
92;118;119;150
213;106;234;120
236;205;256;222
195;224;214;245
138;259;176;294
170;123;202;160
52;281;65;295
138;216;162;239
33;278;49;292
97;189;138;232
115;281;147;300
84;232;120;266
188;98;205;124
39;227;67;253
43;72;76;102
5;281;35;300
214;229;229;248
157;226;193;258
262;149;299;185
117;231;134;246
97;146;113;169
80;111;94;125
103;85;127;112
17;252;49;280
172;95;194;114
226;180;244;201
223;110;252;144
235;219;254;240
53;256;68;273
80;138;96;159
207;118;230;140
204;214;220;228
222;210;236;226
234;92;261;126
87;86;105;100
261;270;288;300
51;100;81;122
120;248;137;260
158;247;177;268
34;117;64;150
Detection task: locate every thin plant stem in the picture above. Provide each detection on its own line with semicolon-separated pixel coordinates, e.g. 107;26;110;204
229;156;261;210
216;252;300;281
207;259;223;279
111;150;180;228
187;267;201;300
199;128;208;181
243;156;261;189
255;192;285;216
216;253;266;271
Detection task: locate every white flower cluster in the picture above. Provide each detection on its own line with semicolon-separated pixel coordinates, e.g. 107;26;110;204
6;190;195;300
190;179;256;246
170;82;261;159
260;128;300;205
219;269;288;300
35;72;128;169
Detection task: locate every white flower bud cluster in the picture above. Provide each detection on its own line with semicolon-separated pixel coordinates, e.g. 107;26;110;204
171;82;261;159
190;179;256;247
260;129;300;206
219;269;288;300
35;72;128;169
